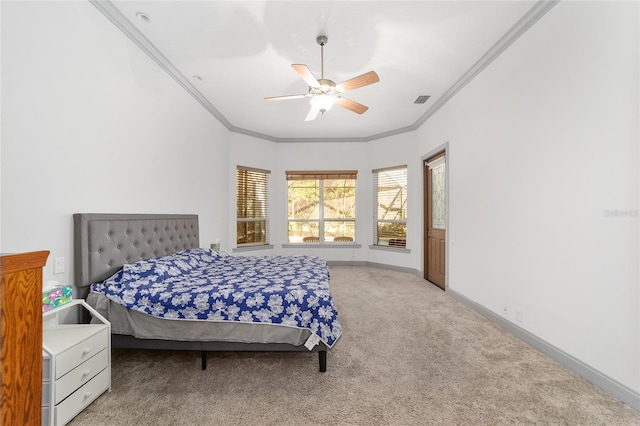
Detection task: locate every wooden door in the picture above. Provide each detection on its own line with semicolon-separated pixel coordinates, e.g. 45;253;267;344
424;153;446;289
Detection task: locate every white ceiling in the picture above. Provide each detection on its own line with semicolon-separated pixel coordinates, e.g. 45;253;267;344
93;1;556;142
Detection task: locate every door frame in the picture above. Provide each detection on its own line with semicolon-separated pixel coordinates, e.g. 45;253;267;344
421;142;449;290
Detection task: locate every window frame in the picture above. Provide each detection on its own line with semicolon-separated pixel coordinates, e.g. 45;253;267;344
372;165;407;248
236;166;270;247
286;170;357;243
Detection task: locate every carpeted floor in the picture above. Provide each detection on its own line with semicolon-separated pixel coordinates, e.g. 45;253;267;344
70;266;640;425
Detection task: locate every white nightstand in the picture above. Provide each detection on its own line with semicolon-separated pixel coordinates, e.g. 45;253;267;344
42;299;111;426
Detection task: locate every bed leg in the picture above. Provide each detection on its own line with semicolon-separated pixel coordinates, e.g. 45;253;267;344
201;351;207;370
319;350;327;373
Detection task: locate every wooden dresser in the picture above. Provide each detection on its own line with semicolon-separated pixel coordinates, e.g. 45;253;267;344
1;251;50;426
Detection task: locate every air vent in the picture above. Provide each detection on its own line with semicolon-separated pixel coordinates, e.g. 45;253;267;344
414;95;431;104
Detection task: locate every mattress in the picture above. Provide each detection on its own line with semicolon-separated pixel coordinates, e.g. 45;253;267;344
87;248;341;349
87;291;311;346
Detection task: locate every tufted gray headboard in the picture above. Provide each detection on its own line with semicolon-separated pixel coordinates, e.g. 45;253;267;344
73;213;199;298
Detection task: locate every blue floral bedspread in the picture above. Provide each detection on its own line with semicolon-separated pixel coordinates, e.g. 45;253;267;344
91;249;342;348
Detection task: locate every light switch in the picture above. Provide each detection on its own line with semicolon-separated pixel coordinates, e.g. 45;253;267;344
54;257;65;274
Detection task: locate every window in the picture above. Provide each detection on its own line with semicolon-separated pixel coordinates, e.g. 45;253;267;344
236;166;270;246
373;166;407;248
287;170;357;243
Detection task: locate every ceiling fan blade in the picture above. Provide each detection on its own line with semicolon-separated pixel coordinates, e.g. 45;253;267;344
336;97;369;114
292;64;320;88
305;107;320;121
264;94;308;101
335;71;380;93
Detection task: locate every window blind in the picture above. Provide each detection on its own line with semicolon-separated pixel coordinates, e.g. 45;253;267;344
373;165;407;247
237;166;270;245
286;170;357;181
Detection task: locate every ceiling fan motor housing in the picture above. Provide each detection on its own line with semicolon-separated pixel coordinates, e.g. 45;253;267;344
311;79;338;96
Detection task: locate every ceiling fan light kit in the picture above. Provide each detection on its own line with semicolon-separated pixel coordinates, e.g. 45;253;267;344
265;35;379;121
310;94;336;112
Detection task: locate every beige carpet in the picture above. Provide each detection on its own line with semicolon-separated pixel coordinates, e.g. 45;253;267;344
70;266;639;425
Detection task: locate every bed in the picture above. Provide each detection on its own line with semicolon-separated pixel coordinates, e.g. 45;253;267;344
73;213;341;372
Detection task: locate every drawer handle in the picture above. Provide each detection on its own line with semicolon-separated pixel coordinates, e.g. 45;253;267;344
83;391;92;399
81;348;91;356
82;369;91;378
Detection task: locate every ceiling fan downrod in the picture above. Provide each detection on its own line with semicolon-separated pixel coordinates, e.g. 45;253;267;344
317;35;328;81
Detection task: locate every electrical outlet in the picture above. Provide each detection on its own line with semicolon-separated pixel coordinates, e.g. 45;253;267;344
515;310;523;323
502;304;510;317
54;257;65;274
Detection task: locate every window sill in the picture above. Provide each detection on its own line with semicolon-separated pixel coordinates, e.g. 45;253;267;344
232;244;274;253
282;243;362;249
369;244;411;254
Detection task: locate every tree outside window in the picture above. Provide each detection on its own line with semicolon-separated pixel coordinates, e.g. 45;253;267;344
287;171;356;243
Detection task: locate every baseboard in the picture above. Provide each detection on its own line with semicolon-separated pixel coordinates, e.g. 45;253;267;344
447;288;640;412
326;260;368;267
327;262;639;411
327;261;420;277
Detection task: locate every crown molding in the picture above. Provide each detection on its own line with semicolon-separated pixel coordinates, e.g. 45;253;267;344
90;0;559;143
414;0;560;129
89;0;234;128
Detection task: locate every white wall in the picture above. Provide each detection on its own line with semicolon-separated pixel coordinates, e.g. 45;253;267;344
367;132;420;270
273;142;369;261
227;135;423;267
228;135;424;268
1;2;230;287
410;1;639;393
1;0;638;403
228;140;371;261
226;132;277;252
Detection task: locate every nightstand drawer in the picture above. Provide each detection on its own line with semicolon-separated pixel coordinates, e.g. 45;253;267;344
55;348;108;404
55;368;109;426
55;328;108;379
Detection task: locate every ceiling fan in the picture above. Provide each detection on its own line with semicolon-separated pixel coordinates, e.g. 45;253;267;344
265;35;380;121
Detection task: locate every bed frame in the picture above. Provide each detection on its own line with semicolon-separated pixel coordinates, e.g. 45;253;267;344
73;213;328;372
